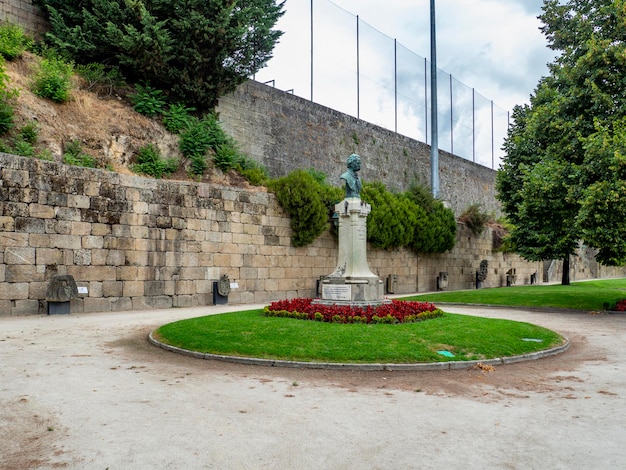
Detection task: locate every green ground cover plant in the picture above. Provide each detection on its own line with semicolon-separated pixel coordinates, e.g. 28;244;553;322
154;309;564;364
406;279;626;311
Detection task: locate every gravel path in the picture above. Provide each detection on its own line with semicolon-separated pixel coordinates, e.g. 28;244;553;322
1;304;625;469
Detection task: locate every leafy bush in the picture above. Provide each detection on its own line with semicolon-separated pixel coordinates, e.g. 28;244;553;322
12;139;34;157
459;203;491;236
0;22;32;60
179;113;240;176
0;56;17;135
269;170;330;247
131;82;166;117
214;142;242;172
236;156;270;186
131;144;179;179
162;103;194;133
18;122;38;145
31;55;73;103
0;100;13;136
62;140;96;167
35;148;54;161
361;182;418;250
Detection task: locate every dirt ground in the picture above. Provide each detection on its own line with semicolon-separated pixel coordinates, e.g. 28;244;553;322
1;304;625;469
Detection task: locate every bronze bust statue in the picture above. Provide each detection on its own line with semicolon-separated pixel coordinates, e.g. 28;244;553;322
340;154;362;198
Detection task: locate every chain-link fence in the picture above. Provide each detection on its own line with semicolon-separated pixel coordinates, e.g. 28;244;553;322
254;0;510;170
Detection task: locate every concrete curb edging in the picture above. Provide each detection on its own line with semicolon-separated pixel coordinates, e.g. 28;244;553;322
148;331;570;372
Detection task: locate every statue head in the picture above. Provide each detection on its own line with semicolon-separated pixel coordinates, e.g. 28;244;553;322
346;154;361;172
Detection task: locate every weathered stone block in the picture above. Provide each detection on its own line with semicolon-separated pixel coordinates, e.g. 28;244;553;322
4;246;35;265
74;250;92;266
0;282;28;299
102;281;123;297
111;297;133;312
5;265;41;282
29;203;55;219
15;217;45;233
13;299;40;315
83;297;111;313
0;216;15;231
123;280;144;297
67;194;90;209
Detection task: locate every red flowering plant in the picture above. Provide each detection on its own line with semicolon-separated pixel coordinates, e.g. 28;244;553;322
613;299;626;312
264;298;444;324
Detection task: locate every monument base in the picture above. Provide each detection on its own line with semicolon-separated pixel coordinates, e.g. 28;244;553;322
314;277;389;308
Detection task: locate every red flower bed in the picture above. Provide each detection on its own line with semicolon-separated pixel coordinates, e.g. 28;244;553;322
264;298;443;324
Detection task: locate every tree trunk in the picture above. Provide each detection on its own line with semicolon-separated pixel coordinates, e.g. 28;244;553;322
561;255;570;285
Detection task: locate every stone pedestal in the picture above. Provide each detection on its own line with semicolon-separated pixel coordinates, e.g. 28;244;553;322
316;198;386;306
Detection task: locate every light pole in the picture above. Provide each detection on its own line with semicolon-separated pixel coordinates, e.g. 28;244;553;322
430;0;439;199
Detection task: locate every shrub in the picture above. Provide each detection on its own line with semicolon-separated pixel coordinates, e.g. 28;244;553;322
18;122;38;145
131;82;166;117
269;170;330;247
131;144;179;179
162;103;194;133
214;141;242;172
35;148;54;161
179;113;235;176
0;100;14;136
236;157;270;186
0;22;32;61
62;140;96;168
0;56;17;135
12;139;34;157
459;203;491;236
31;55;73;103
361;182;418;250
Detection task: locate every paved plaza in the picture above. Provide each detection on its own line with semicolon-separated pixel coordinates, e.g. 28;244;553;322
1;303;625;469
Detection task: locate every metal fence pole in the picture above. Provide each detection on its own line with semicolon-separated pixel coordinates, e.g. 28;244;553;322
394;39;398;133
450;74;453;155
430;0;439;198
357;15;360;119
310;0;314;101
472;87;476;163
491;100;494;169
424;57;428;145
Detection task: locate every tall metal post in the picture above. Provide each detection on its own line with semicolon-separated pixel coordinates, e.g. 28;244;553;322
310;0;314;101
394;39;398;132
357;15;360;119
430;0;439;198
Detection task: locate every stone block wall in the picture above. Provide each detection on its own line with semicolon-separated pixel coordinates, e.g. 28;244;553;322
0;153;339;315
4;152;623;316
217;80;498;217
0;0;48;37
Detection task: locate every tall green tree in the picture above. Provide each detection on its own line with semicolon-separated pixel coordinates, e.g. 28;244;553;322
34;0;285;110
497;0;626;282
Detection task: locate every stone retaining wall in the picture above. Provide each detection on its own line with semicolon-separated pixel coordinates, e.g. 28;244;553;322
0;0;48;37
3;153;623;315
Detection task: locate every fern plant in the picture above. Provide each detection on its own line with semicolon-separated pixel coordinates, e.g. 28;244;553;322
131;144;179;179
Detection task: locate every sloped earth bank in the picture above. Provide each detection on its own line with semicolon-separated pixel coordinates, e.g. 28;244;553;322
1;305;625;469
3;52;254;188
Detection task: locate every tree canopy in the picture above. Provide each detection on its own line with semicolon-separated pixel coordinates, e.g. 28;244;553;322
33;0;285;110
496;0;626;282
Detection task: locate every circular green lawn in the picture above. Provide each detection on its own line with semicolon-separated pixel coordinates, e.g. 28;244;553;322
152;309;566;364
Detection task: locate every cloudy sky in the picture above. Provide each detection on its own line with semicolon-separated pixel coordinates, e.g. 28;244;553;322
254;0;558;166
